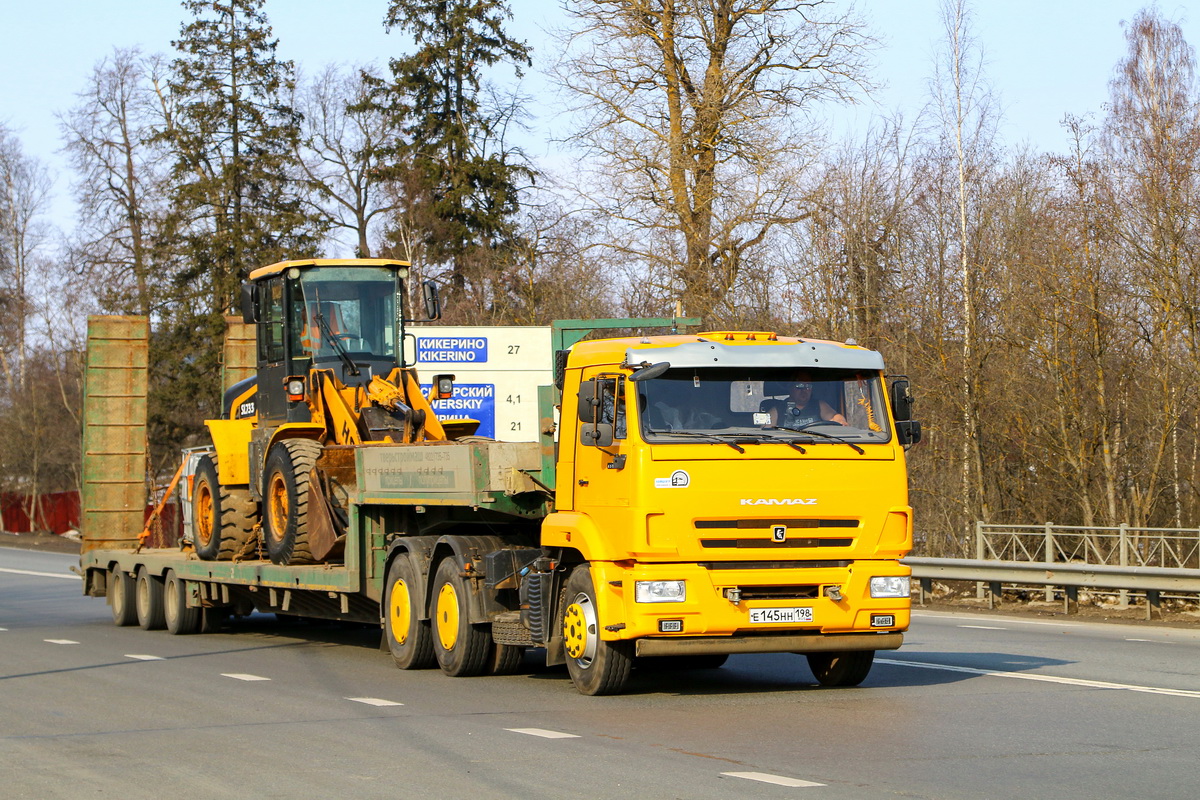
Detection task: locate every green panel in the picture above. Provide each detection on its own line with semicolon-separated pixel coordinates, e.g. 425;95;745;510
82;316;149;553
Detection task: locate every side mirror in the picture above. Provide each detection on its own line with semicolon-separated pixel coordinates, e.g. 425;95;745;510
629;361;670;382
890;378;913;422
422;280;441;320
577;379;602;421
896;419;922;446
580;423;614;447
240;282;259;324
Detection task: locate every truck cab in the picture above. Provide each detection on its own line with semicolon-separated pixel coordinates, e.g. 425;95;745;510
540;332;919;692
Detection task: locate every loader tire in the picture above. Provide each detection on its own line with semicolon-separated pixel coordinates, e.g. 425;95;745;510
262;439;323;565
193;455;257;561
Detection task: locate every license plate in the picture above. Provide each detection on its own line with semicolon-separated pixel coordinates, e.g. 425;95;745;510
749;606;814;624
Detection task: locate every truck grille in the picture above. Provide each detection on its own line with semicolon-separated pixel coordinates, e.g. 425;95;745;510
699;537;853;549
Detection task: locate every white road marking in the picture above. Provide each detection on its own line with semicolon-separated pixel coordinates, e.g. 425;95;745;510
914;611;1074;627
721;772;825;788
0;627;8;631
221;673;270;681
0;567;79;580
505;728;580;739
878;658;1200;698
1124;638;1173;644
346;697;403;707
126;654;165;661
44;639;79;645
958;625;1007;630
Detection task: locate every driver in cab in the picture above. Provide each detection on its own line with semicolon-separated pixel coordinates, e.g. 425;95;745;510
764;373;847;429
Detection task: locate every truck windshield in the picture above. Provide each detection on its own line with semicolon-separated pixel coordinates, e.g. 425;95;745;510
636;367;892;444
290;266;399;360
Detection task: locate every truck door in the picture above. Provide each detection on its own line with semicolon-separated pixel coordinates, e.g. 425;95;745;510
572;372;633;513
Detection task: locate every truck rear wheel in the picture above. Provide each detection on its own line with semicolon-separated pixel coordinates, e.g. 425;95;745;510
807;650;874;687
192;455;257;561
135;568;166;630
384;555;435;669
163;570;201;635
108;567;137;627
262;439;322;565
431;558;490;677
561;564;632;696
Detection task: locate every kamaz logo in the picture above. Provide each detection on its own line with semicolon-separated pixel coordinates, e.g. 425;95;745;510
739;498;817;506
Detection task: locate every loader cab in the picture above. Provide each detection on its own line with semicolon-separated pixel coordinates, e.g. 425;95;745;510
242;259;411;425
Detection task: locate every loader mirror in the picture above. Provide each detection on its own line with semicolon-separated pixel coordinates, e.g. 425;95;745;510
240;282;259;323
890;378;913;421
577;379;602;421
422;280;441;320
580;423;614;447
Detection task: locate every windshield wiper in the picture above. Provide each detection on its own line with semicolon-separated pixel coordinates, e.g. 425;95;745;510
649;430;746;453
794;425;865;454
315;308;360;376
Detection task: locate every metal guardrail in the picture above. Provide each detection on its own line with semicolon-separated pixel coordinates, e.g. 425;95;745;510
903;556;1200;619
972;522;1200;570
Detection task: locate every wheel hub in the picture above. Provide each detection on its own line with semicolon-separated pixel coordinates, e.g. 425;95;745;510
436;582;460;651
563;593;598;666
390;577;411;645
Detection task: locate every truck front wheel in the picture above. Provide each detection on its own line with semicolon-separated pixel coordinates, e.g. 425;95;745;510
561;564;632;696
807;650;874;687
384;555;435;669
262;439;322;565
431;558;490;677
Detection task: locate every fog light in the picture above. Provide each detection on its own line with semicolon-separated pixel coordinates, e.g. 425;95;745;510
635;580;685;603
658;619;683;633
870;576;910;598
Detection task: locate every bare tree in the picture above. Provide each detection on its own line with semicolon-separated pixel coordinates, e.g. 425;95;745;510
556;0;874;321
294;64;402;257
0;125;53;395
61;48;176;317
930;0;999;532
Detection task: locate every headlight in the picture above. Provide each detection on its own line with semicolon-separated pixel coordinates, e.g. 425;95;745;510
870;576;910;598
635;580;686;603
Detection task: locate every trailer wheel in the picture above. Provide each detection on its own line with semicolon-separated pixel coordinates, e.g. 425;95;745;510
561;564;632;696
262;439;322;565
806;650;874;687
108;568;137;627
384;555;435;669
135;568;166;630
431;558;490;677
192;455;257;561
163;570;200;635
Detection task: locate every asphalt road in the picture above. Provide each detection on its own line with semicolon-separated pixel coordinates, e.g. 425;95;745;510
3;546;1199;799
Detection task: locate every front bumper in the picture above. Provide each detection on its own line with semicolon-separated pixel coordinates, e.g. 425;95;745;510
586;559;910;655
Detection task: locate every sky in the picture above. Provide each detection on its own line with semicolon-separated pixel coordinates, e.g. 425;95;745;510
0;0;1196;239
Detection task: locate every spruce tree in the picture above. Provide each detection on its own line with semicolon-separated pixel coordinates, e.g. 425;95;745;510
368;0;533;300
166;0;322;310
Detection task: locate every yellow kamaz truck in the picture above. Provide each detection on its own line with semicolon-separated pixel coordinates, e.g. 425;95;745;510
80;259;920;695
